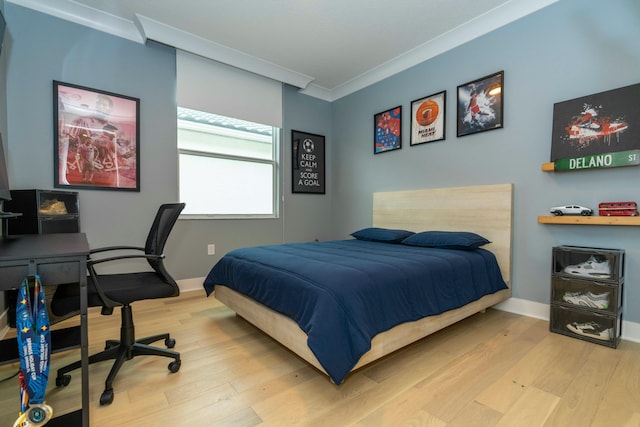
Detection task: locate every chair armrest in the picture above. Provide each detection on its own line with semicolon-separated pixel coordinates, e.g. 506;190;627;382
90;245;145;255
88;253;164;266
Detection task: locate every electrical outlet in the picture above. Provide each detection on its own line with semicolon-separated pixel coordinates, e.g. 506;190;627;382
207;244;215;255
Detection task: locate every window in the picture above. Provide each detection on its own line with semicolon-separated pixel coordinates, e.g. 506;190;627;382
178;107;279;217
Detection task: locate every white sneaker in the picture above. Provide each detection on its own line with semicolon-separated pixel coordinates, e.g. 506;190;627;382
564;256;611;278
562;291;609;309
566;321;613;340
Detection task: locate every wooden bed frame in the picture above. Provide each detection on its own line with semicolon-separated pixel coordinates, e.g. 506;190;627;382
215;183;513;379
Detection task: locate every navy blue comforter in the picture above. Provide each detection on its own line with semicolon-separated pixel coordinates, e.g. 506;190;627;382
203;240;507;384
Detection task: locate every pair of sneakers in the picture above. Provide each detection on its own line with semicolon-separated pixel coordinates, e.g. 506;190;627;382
562;290;609;309
563;255;611;279
566;321;613;341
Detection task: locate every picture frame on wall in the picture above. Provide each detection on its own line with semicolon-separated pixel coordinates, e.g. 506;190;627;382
292;130;325;194
550;82;640;170
54;80;140;191
411;90;446;146
456;71;504;137
374;106;402;154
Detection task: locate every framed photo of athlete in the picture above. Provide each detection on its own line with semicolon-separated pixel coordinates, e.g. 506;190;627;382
53;81;140;191
374;106;402;154
411;90;446;146
457;71;504;137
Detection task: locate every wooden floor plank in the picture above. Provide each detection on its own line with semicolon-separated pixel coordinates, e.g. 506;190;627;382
494;386;559;427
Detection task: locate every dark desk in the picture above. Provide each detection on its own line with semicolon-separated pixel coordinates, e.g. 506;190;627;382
0;212;21;239
0;233;90;427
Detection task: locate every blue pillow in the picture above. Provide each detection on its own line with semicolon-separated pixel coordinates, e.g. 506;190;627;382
401;231;490;250
351;227;415;243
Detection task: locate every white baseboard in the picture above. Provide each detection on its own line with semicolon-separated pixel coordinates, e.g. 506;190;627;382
495;297;640;344
494;297;550;321
177;277;206;293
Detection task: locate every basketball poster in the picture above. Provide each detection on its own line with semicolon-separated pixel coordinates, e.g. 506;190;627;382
411;91;446;146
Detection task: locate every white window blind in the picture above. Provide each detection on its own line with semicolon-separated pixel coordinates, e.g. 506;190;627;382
176;50;282;128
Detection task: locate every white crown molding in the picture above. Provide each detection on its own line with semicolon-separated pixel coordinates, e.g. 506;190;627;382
134;14;315;90
8;0;559;101
7;0;315;90
298;83;333;103
7;0;143;42
329;0;560;101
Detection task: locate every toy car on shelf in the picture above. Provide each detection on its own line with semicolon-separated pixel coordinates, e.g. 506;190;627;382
550;205;593;216
598;201;638;216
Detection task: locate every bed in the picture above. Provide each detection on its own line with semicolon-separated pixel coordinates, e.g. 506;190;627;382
203;183;513;384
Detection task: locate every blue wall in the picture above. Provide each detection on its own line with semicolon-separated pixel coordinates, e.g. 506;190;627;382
330;0;640;323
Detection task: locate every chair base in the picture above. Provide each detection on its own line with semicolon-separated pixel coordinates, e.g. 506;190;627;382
55;304;181;405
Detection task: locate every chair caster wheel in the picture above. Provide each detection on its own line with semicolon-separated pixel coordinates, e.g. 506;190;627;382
165;337;176;348
56;375;71;387
100;389;114;406
168;360;181;373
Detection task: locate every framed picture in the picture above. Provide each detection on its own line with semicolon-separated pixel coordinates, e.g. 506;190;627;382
374;106;402;154
54;81;140;191
457;71;504;137
550;82;640;170
411;90;446;146
292;130;325;194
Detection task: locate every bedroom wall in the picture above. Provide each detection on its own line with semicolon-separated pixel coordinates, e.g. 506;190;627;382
330;0;640;327
1;3;333;293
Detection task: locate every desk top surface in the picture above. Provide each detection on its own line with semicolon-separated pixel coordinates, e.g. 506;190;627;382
0;233;89;261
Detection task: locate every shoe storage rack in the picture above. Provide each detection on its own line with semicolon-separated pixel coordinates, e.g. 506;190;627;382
550;245;624;348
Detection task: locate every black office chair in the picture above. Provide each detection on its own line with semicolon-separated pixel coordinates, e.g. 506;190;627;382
51;202;185;405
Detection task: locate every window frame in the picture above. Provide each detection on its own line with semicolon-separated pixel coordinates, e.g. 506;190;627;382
177;110;281;219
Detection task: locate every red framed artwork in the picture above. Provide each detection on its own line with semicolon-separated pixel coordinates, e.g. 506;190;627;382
54;81;140;191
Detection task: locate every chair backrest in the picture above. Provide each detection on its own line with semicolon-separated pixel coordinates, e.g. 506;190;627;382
145;203;185;276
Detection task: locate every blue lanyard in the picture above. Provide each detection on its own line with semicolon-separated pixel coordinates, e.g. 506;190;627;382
14;275;53;426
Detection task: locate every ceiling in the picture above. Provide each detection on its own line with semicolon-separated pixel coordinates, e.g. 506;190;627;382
9;0;558;101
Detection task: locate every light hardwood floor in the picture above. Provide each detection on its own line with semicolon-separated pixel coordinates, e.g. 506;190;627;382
2;290;639;426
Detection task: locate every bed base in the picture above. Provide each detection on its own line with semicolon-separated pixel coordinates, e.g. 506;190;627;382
215;285;510;377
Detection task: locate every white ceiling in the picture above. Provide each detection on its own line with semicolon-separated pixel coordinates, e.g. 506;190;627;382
9;0;558;101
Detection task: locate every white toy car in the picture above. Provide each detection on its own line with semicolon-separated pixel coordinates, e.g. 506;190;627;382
550;205;593;216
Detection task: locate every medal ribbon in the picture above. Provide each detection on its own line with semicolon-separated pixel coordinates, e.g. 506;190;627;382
15;275;51;414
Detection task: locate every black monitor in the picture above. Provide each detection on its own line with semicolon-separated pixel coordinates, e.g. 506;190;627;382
0;10;9;212
0;133;10;206
0;7;5;56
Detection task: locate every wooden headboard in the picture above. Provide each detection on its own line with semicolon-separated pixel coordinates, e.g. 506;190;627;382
372;183;513;285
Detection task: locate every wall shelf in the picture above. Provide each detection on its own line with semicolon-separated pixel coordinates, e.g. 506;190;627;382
538;216;640;226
